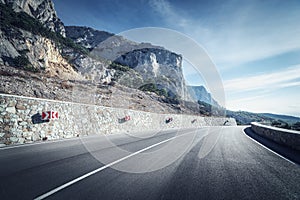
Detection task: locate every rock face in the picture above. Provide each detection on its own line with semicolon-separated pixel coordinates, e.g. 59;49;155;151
66;26;187;99
187;85;219;107
115;48;185;98
72;55;115;84
1;0;65;36
0;1;77;78
0;28;79;80
65;26;114;50
66;26;160;59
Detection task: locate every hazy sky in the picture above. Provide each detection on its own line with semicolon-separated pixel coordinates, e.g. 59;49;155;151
53;0;300;117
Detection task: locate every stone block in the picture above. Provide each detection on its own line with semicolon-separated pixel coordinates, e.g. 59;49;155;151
16;104;27;110
6;107;16;114
19;121;28;126
8;101;17;107
18;138;25;144
10;137;18;143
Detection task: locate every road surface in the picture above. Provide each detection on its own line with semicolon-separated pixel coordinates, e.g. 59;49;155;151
0;126;299;200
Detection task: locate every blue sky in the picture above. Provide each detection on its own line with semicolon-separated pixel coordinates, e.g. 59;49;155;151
53;0;300;117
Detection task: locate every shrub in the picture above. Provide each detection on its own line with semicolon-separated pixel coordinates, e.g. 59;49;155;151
271;120;290;129
108;62;131;72
291;122;300;131
12;55;38;72
139;83;167;97
138;83;182;105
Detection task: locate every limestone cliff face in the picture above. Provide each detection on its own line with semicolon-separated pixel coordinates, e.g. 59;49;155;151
0;28;80;80
72;55;115;84
65;26;187;99
0;2;114;83
1;0;65;36
115;48;185;98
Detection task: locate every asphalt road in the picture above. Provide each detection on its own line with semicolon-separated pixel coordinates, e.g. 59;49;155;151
0;126;299;200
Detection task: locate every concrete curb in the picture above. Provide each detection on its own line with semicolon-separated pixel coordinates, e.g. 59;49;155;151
251;122;300;151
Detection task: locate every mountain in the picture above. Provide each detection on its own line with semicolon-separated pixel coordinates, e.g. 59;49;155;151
1;0;65;37
65;26;187;99
226;110;300;126
65;26;113;50
0;2;80;79
260;113;300;124
225;110;273;125
187;85;219;107
0;1;208;115
113;48;184;98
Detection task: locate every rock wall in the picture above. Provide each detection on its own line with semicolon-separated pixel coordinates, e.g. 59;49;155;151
0;94;236;146
251;122;300;151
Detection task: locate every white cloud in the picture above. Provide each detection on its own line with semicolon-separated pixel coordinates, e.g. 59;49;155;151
206;28;300;69
224;65;300;92
148;0;172;16
226;92;300;117
224;65;300;116
146;1;300;116
148;0;191;30
148;0;300;69
279;81;300;88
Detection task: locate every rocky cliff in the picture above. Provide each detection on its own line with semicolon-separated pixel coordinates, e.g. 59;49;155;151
1;0;65;36
0;3;79;79
66;26;186;99
0;0;219;116
65;26;113;50
114;48;184;98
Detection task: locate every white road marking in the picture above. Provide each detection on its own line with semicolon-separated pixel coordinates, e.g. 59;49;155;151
34;131;195;200
243;128;297;165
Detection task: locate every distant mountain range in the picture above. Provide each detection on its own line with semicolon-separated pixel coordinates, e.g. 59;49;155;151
226;110;300;125
259;113;300;124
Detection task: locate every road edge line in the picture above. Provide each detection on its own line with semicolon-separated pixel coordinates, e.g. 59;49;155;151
243;128;296;165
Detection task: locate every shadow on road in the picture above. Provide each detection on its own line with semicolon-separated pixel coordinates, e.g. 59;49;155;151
244;127;300;165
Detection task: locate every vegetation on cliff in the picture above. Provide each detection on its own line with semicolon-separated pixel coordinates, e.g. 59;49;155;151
0;3;88;55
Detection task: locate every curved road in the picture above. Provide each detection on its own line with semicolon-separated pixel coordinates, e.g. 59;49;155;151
0;126;299;200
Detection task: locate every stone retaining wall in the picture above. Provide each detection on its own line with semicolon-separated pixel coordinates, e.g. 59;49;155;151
251;122;300;151
0;94;236;146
